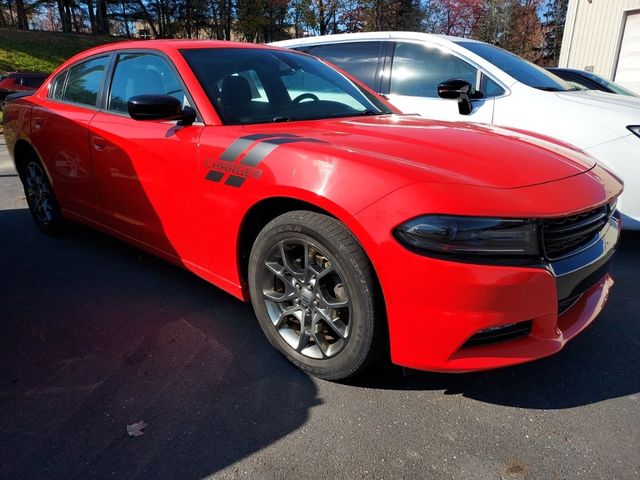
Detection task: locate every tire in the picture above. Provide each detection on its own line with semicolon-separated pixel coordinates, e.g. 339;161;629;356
20;152;63;234
248;210;385;380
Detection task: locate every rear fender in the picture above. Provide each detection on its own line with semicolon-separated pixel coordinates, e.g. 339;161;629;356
3;98;33;164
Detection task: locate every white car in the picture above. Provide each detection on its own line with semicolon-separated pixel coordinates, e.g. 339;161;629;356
272;32;640;229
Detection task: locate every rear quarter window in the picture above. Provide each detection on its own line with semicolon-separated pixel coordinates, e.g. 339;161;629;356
49;71;67;100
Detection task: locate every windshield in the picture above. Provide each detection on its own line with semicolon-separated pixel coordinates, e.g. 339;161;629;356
456;41;576;92
583;71;638;97
181;48;394;125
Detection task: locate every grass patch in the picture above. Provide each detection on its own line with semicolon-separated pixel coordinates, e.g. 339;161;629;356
0;28;122;73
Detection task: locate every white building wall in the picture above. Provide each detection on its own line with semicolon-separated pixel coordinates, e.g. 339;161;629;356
559;0;640;81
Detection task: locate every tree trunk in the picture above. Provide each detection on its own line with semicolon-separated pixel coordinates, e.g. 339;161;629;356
95;0;109;34
70;3;81;32
87;0;97;34
135;0;157;37
56;0;67;31
208;0;220;39
15;0;28;29
154;0;163;37
6;0;16;27
121;0;130;36
0;3;7;27
224;0;231;40
185;0;192;38
56;0;72;32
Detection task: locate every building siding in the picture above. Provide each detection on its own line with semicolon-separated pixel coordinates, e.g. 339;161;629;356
559;0;640;80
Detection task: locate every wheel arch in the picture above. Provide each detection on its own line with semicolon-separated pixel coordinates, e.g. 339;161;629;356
13;139;42;180
236;196;387;319
237;196;327;292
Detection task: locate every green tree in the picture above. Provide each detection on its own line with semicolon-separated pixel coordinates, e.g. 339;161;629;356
542;0;568;65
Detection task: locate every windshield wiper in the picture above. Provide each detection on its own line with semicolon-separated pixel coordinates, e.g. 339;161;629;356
272;110;384;123
358;109;383;116
533;86;566;92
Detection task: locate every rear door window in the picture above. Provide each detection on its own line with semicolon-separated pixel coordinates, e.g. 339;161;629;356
306;42;383;89
63;56;109;107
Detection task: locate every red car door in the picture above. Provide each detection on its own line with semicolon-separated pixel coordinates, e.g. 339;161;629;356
88;52;203;263
30;56;110;223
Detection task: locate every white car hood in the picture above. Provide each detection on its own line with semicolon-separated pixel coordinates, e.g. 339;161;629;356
555;90;640;127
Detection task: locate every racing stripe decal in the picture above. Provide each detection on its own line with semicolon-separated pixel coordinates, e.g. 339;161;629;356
240;137;325;167
239;142;281;167
205;133;327;187
225;175;246;187
205;171;224;182
219;133;296;162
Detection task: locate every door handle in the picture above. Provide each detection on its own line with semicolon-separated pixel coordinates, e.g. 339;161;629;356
92;136;106;151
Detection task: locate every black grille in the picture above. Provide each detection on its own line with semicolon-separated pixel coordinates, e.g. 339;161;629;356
462;321;532;348
542;205;611;260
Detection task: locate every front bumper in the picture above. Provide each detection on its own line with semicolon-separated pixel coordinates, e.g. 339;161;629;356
381;210;620;372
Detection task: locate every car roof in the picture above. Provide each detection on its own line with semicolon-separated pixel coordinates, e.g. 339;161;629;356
57;39;291;73
70;39;278;58
270;31;517;87
270;31;482;49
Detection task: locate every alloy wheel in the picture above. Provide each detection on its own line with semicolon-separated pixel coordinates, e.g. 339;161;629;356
261;239;352;359
24;162;54;226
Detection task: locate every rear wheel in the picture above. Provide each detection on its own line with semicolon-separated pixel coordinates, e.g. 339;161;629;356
248;211;384;380
21;153;63;233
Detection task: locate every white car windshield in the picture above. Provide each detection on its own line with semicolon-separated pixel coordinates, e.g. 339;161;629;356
456;41;576;92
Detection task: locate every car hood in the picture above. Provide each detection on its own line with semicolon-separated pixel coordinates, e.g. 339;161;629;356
244;115;596;189
555;90;640;125
556;89;640;109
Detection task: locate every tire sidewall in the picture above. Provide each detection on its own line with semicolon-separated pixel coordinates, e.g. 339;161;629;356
248;216;376;379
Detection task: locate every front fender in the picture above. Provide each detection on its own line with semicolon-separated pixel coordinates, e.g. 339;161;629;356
197;127;415;298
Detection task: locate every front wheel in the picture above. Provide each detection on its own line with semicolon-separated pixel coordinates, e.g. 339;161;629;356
248;211;385;380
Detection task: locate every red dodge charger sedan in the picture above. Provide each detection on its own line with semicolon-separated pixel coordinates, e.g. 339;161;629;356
2;41;622;380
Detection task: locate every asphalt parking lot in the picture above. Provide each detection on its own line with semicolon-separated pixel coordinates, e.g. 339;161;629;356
0;140;639;480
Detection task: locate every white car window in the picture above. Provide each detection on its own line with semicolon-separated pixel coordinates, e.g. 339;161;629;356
390;42;477;98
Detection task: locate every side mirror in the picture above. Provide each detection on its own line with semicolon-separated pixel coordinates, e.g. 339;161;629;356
127;94;196;125
437;79;473;115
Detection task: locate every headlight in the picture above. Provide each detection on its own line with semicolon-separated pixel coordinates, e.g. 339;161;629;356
394;215;540;259
627;125;640;138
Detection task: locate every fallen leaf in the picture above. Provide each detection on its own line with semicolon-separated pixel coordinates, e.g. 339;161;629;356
126;420;148;437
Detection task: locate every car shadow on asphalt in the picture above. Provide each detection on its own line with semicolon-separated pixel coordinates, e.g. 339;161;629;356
0;208;320;480
350;230;640;410
2;208;639;478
